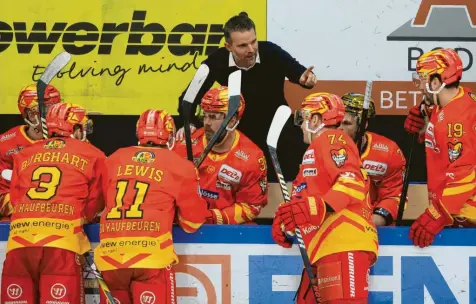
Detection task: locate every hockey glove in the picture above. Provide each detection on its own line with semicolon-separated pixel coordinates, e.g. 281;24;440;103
272;212;293;248
404;105;426;134
277;196;327;232
409;201;453;248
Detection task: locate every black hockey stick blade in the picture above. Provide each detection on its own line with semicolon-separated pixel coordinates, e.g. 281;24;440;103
194;70;242;168
267;105;320;303
83;251;116;304
37;52;72;139
356;80;373;153
396;132;417;226
396;101;428;225
182;64;210;161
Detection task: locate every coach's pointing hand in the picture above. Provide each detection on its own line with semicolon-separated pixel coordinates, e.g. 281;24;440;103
299;66;317;88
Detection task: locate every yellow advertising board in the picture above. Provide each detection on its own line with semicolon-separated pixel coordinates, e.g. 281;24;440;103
0;1;267;115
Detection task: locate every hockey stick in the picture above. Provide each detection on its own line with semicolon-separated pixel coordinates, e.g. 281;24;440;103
182;64;210;161
396;101;428;225
396;133;417;226
267;105;320;304
356;81;373;152
83;251;116;304
194;70;242;168
37;52;72;139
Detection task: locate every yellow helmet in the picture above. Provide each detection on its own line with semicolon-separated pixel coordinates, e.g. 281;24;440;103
341;93;376;121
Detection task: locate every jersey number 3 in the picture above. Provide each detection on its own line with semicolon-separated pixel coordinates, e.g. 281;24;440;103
106;180;149;220
27;167;62;200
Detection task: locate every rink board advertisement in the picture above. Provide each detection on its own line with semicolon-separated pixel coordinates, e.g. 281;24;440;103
0;225;476;303
0;0;474;115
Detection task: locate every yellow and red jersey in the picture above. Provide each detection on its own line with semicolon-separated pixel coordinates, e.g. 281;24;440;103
361;132;407;221
291;128;378;264
7;137;106;254
174;128;268;224
0;125;37;218
94;146;209;271
425;86;476;219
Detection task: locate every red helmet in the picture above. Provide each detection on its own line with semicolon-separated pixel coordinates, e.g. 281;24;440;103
200;86;245;120
18;84;61;118
415;48;463;86
136;109;176;147
295;92;345;127
46;103;92;138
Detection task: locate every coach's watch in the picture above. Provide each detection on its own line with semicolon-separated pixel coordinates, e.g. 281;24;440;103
373;207;393;226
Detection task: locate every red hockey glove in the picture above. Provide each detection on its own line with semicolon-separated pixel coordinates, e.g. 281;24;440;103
272;212;293;248
409;202;453;248
276;196;327;232
404;105;426;134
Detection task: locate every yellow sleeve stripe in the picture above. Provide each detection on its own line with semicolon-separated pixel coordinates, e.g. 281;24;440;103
337;177;364;188
233;204;246;224
332;184;365;201
451;171;476;185
178;214;203;231
240;203;258;221
443;184;476;197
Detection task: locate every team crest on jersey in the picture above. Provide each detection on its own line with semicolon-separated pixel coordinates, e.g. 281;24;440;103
132;151;155;163
448;142;463;163
330;148;347;168
44;139;66;149
206;165;215;174
234;150;249;161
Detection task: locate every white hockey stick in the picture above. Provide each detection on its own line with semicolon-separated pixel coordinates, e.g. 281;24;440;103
182;64;210;161
356;80;373;152
37;52;72;139
267;105;320;303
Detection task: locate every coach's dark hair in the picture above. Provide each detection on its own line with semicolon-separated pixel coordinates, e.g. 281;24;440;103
224;12;256;43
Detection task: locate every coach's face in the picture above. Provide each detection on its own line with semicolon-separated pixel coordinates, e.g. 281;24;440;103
226;29;258;69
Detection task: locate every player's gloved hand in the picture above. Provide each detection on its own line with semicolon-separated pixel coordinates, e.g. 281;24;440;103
272;212;293;248
409;201;453;248
404;105;426;135
276;196;326;232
